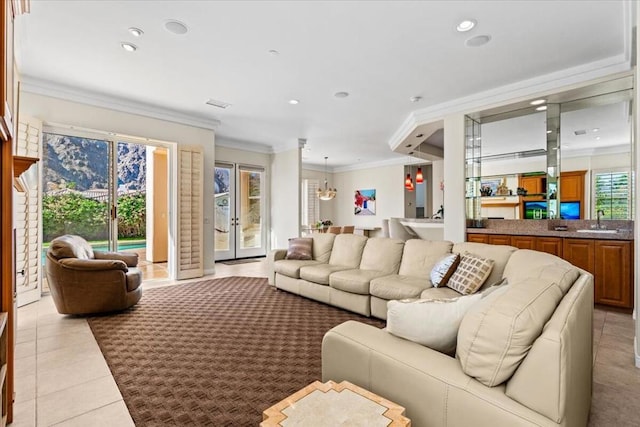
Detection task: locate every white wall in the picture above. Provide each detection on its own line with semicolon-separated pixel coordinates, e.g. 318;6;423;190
432;160;444;212
301;168;335;222
270;148;301;249
332;164;405;230
20;92;217;274
443;114;466;243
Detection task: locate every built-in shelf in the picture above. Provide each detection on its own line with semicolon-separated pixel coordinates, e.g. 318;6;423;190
13;155;38;177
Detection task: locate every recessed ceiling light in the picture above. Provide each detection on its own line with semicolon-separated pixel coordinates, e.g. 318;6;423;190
416;134;424;138
205;98;232;109
456;19;476;32
408;151;414;155
121;42;137;52
410;96;422;103
592;127;600;132
406;144;413;148
595;136;601;140
334;91;349;98
546;130;552;134
536;105;548;111
465;34;491;47
530;99;546;106
165;19;188;35
288;99;300;105
128;27;144;37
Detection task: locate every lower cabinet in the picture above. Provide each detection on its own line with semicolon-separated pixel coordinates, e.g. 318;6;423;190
466;233;633;308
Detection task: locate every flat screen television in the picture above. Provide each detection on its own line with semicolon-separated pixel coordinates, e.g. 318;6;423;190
523;201;547;219
560;201;580;220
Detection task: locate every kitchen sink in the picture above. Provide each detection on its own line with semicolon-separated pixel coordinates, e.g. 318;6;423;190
575;229;618;234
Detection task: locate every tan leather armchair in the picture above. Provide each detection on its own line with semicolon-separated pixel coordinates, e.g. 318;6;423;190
45;234;143;315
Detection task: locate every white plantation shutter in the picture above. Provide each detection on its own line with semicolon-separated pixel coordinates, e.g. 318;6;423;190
593;169;633;220
15;116;43;306
301;179;320;226
177;145;204;279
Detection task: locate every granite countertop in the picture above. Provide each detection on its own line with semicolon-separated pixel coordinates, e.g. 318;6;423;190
466;219;634;241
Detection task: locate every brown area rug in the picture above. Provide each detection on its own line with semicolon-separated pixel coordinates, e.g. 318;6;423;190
87;277;385;426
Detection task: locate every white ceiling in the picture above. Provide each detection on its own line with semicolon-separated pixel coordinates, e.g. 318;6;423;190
15;1;630;168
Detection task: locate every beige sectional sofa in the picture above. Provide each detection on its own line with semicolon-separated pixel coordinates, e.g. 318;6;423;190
269;235;594;427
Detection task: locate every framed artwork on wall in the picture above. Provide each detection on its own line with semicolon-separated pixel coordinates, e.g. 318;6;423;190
354;189;376;215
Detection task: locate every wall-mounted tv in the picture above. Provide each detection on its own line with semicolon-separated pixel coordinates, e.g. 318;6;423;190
523;200;581;220
523;201;547;219
560;201;580;220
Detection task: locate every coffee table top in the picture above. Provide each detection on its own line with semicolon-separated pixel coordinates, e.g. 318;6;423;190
261;380;411;427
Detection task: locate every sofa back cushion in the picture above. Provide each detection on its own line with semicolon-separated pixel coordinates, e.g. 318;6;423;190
359;238;404;274
48;234;95;260
398;239;453;278
453;242;516;289
311;233;336;263
456;276;566;387
328;234;368;267
502;249;580;294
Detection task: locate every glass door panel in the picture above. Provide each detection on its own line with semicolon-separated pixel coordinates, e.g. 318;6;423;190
116;141;147;253
42;133;111;250
214;164;235;260
237;167;265;257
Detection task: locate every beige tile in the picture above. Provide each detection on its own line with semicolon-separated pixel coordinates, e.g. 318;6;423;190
37;354;112;397
594;346;637;371
14;373;36;403
15;355;36;379
37;376;123;427
36;313;86;328
51;401;134;427
11;398;36;427
37;330;96;354
37;322;90;339
598;331;634;354
589;382;640;426
604;311;634;327
15;341;36;360
594;360;640;391
17;313;37;331
17;328;37;344
602;322;635;340
37;341;103;374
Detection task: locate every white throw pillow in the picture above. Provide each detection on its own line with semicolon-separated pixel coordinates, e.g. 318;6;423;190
387;293;483;354
430;253;460;288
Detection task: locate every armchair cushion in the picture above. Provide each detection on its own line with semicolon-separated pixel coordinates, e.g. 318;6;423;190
94;251;139;267
58;258;128;272
49;234;95;259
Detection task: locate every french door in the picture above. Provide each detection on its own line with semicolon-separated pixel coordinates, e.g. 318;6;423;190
214;163;266;261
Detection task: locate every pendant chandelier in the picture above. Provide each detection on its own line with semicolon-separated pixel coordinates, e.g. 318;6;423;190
317;156;337;200
404;155;424;192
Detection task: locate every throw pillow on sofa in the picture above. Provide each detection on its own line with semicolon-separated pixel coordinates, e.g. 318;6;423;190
285;237;313;260
446;252;494;295
430;253;460;288
387;293;483;355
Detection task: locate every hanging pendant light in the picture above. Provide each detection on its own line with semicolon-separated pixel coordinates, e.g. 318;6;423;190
317;156;337;200
416;167;424;184
404;173;412;189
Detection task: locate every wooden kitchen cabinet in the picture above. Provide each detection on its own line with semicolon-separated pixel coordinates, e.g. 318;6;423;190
562;238;595;274
559;170;586;202
511;235;536;250
535;237;563;257
488;234;512;246
594;240;633;308
466;233;488;244
519;174;546;195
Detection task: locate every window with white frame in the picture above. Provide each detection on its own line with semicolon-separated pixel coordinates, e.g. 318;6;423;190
592;168;633;219
301;179;320;227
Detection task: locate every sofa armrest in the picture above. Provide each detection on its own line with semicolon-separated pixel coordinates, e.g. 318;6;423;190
94;250;139;267
59;258;128;272
322;321;554;427
267;249;287;285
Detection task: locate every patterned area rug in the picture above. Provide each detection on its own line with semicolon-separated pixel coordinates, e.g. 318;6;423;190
87;277;385;426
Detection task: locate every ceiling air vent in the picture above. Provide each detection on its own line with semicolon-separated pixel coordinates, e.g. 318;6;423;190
574;129;587;136
205;99;232;109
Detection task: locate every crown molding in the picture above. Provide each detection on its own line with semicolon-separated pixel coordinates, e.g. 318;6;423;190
332;156;416;173
20;75;221;131
388;55;631;152
215;136;273;154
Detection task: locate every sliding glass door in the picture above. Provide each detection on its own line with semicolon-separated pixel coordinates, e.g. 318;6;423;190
214;163;266;261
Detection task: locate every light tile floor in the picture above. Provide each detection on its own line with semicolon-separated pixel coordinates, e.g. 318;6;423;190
11;260;640;426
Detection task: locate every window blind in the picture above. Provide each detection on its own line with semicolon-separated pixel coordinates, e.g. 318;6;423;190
301;179;320;226
594;171;631;220
177;146;204;279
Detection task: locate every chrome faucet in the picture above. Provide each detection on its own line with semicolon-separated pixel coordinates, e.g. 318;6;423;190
596;210;605;229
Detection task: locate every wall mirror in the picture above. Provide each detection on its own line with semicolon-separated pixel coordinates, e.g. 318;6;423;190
465;74;634;221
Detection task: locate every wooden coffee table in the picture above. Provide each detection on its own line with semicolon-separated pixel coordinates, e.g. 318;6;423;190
261;380;411;426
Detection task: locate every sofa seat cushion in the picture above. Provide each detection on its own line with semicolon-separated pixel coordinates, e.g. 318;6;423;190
330;269;389;294
456;277;564;387
370;275;431;300
421;286;463;300
274;259;322;279
387;293;483;354
300;264;352;285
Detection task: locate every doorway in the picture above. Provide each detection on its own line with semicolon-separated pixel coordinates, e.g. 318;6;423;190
40;131;170;290
214;163;266;261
